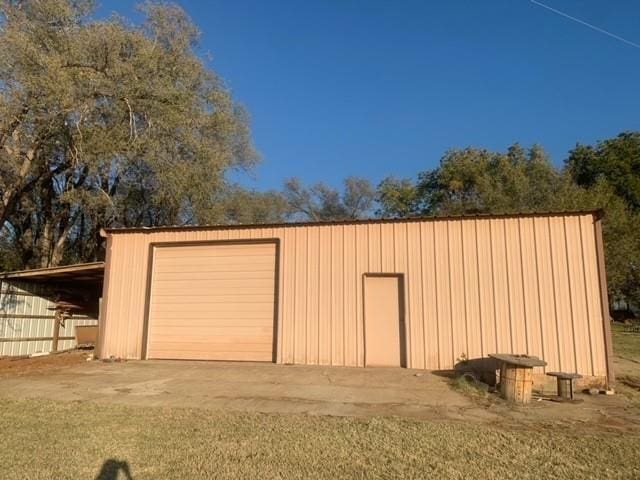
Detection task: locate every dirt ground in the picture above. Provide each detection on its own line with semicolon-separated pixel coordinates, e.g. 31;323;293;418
0;350;92;377
0;349;639;433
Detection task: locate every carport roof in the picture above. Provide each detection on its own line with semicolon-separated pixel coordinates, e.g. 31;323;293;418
0;262;104;283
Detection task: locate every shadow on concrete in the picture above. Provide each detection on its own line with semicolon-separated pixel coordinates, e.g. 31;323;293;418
95;459;133;480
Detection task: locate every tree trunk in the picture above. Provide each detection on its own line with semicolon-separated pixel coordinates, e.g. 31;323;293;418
49;224;73;266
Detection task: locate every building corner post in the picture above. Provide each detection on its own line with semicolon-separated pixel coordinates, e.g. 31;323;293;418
594;215;615;390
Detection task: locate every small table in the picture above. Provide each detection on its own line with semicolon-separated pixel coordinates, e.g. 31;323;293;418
546;372;582;401
489;354;547;404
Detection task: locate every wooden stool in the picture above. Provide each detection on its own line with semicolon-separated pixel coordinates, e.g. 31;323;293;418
546;372;582;400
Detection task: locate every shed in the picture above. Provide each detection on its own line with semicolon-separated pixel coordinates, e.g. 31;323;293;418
97;211;614;388
0;263;103;356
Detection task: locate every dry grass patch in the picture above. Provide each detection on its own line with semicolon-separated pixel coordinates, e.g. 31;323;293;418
0;398;638;479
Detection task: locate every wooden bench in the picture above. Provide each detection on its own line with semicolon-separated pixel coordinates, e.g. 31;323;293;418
546;371;582;400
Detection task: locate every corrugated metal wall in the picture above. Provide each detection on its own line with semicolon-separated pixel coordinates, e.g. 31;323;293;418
98;213;608;379
0;280;98;356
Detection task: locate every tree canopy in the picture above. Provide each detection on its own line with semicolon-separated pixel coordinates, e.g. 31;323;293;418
377;144;568;216
0;0;256;267
567;132;640;210
282;177;375;221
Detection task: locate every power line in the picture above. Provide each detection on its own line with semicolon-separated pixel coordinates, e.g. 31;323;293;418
530;0;640;50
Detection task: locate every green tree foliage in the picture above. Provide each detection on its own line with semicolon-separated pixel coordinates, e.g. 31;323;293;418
376;176;421;218
283;177;375;221
0;0;256;267
377;144;567;216
567;132;640;210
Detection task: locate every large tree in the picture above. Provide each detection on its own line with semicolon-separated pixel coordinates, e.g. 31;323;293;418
566;131;640;211
283;177;375;221
0;0;256;267
377;144;566;216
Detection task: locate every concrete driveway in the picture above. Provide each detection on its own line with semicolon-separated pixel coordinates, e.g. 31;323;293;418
0;359;482;420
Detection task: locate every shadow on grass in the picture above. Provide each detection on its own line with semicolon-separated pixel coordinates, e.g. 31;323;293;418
95;459;133;480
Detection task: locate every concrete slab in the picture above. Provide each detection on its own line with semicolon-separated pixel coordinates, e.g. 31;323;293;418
0;360;488;420
2;357;638;432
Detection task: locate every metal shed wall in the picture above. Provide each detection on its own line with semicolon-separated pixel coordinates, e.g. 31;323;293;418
98;213;610;382
0;280;98;356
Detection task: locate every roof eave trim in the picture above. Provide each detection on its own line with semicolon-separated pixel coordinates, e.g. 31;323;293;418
100;210;604;236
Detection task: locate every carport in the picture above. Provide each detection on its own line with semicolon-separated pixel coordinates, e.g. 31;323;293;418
0;262;103;356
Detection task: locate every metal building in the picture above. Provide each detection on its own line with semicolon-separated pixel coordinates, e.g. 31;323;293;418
97;211;614;387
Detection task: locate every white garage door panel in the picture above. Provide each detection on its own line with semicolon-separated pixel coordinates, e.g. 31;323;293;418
147;242;277;361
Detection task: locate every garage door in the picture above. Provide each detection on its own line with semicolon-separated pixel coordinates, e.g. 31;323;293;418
146;242;277;361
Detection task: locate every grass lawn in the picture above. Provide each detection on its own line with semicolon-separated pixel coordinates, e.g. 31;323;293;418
1;324;638;479
1;398;639;480
611;322;640;404
612;323;640;362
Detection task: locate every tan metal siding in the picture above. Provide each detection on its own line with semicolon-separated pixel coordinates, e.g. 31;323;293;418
293;227;307;364
565;216;590;374
99;213;609;381
580;216;605;375
343;225;357;366
281;227;295;364
491;219;511;354
449;221;467;369
519;218;543;360
462;220;481;363
420;221;439;369
353;225;370;367
505;219;526;354
406;222;423;368
549;216;574;372
331;226;344;366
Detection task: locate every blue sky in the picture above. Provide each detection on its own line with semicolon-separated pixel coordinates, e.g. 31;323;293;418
98;0;640;190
